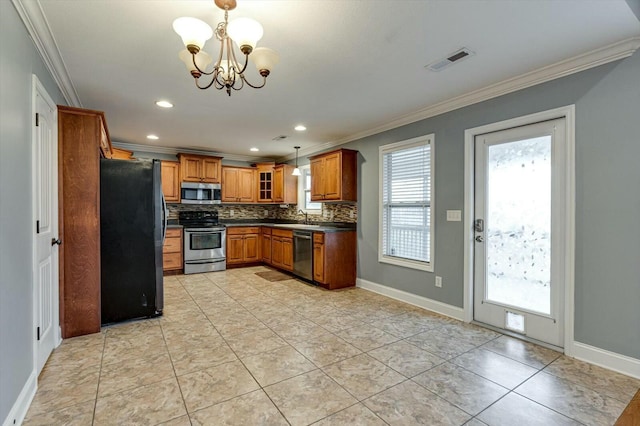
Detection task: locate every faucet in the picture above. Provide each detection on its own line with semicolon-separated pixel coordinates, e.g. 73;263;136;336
298;209;309;224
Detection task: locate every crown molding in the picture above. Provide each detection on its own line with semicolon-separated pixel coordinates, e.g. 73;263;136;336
111;141;274;163
285;36;640;162
12;0;81;107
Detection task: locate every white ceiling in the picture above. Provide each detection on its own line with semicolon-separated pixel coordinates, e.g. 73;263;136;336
36;0;640;160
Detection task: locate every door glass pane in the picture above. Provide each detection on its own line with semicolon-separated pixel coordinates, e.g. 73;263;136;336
486;136;551;314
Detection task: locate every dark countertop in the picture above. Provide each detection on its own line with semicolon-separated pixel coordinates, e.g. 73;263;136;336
222;221;356;233
167;224;183;229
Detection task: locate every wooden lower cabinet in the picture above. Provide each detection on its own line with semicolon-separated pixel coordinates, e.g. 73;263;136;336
226;227;261;266
261;227;272;263
163;228;183;272
270;228;293;272
312;231;356;289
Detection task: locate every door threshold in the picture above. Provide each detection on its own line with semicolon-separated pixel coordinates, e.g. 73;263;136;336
471;320;564;353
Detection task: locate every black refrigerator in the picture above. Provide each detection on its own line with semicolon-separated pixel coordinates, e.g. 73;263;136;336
100;158;164;324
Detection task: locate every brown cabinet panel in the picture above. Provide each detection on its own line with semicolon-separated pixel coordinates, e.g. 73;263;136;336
58;106;106;338
272;236;283;267
309;149;358;202
226;235;244;264
312;231;356;289
163;252;182;270
256;163;274;202
163;235;182;253
282;238;293;271
273;164;298;204
163;228;183;272
111;147;134;160
202;157;221;183
222;167;256;203
262;233;272;263
178;154;222;183
313;242;325;283
161;161;180;203
244;234;260;262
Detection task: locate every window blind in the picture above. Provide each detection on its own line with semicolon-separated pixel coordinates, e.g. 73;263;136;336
381;141;431;263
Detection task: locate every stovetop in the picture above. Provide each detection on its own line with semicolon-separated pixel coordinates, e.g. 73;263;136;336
178;210;223;228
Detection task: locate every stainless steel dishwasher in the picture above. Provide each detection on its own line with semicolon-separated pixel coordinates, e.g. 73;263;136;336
293;230;313;281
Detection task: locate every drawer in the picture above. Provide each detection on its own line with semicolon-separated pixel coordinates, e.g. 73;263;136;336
163;252;182;270
166;228;182;238
227;227;261;235
272;228;293;238
313;233;324;244
163;236;182;253
261;226;272;235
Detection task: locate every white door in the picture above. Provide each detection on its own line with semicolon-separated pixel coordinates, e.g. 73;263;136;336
33;76;59;374
473;118;566;347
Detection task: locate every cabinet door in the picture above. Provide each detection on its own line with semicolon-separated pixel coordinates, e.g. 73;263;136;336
243;234;260;262
202;157;221;183
313;242;325;283
310;158;324;201
181;156;202;182
262;234;272;263
238;168;256;202
258;169;273;202
226;235;244;264
322;152;342;200
221;167;239;202
282;238;294;271
273;166;284;202
161;161;180;203
272;236;283;266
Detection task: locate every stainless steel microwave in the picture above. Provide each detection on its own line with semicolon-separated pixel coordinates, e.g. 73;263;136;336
180;182;221;204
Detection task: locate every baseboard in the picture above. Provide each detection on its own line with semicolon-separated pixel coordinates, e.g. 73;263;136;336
571;342;640;379
356;278;465;321
2;370;37;426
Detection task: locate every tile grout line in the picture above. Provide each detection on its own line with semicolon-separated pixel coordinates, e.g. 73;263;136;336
91;331;108;426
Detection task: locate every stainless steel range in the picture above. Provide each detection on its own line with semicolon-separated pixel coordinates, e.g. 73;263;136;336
179;211;226;274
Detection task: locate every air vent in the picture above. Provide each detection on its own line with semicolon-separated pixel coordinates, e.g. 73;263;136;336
272;135;287;141
426;47;475;72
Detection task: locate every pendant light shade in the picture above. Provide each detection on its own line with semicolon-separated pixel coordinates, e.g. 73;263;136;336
292;146;301;176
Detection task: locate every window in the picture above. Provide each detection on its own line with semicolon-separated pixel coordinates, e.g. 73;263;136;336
379;134;434;271
298;165;322;212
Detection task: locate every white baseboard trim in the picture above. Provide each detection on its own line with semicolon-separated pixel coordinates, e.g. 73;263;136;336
2;370;37;426
571;341;640;380
356;278;465;321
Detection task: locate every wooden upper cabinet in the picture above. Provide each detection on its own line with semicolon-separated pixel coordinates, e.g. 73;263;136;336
273;164;298;204
222;166;256;203
178;153;222;183
309;149;358;202
256;163;275;203
161;161;180;203
99;118;112;159
111;147;134;160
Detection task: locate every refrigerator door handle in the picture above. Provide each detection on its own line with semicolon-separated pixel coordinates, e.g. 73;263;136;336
161;192;168;244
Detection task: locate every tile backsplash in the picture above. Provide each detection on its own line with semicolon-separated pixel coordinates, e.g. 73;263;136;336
167;202;357;223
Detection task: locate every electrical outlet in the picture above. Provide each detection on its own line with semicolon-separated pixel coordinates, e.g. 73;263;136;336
349;210;354;219
263;209;268;217
229;209;234;217
435;276;442;288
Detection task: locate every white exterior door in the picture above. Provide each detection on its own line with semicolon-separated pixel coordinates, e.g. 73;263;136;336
33;76;59;374
473;118;566;347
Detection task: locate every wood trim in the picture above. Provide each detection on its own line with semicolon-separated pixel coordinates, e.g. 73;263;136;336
615;389;640;426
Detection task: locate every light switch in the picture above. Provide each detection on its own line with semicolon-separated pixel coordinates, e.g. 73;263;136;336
446;210;462;221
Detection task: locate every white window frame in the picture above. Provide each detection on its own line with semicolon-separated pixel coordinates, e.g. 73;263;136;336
297;164;322;213
378;134;434;272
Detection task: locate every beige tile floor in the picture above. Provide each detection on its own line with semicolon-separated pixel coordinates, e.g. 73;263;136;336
24;266;640;425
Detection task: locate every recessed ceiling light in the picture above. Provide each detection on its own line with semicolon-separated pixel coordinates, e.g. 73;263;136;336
294;124;307;132
250;147;259;152
155;100;174;108
147;134;159;140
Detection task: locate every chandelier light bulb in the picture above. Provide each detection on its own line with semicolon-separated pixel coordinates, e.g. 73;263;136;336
173;17;213;52
250;47;279;75
226;17;263;54
179;49;213;76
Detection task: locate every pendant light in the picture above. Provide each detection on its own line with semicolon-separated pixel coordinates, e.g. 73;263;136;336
292;146;301;176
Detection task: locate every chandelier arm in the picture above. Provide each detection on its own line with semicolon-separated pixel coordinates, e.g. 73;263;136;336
195;75;221;90
228;41;250;75
190;53;217;76
242;75;267;89
231;77;245;90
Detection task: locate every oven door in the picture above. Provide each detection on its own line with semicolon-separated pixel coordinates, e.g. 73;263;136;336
184;228;225;261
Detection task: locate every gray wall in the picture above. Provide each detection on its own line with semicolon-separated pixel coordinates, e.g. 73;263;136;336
0;2;66;422
314;52;640;359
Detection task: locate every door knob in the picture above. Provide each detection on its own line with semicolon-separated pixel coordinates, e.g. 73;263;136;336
475;235;484;243
51;238;62;246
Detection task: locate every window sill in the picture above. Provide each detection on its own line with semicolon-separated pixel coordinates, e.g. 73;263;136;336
378;255;433;272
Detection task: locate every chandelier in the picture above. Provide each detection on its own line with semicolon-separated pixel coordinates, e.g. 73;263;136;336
173;0;279;96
